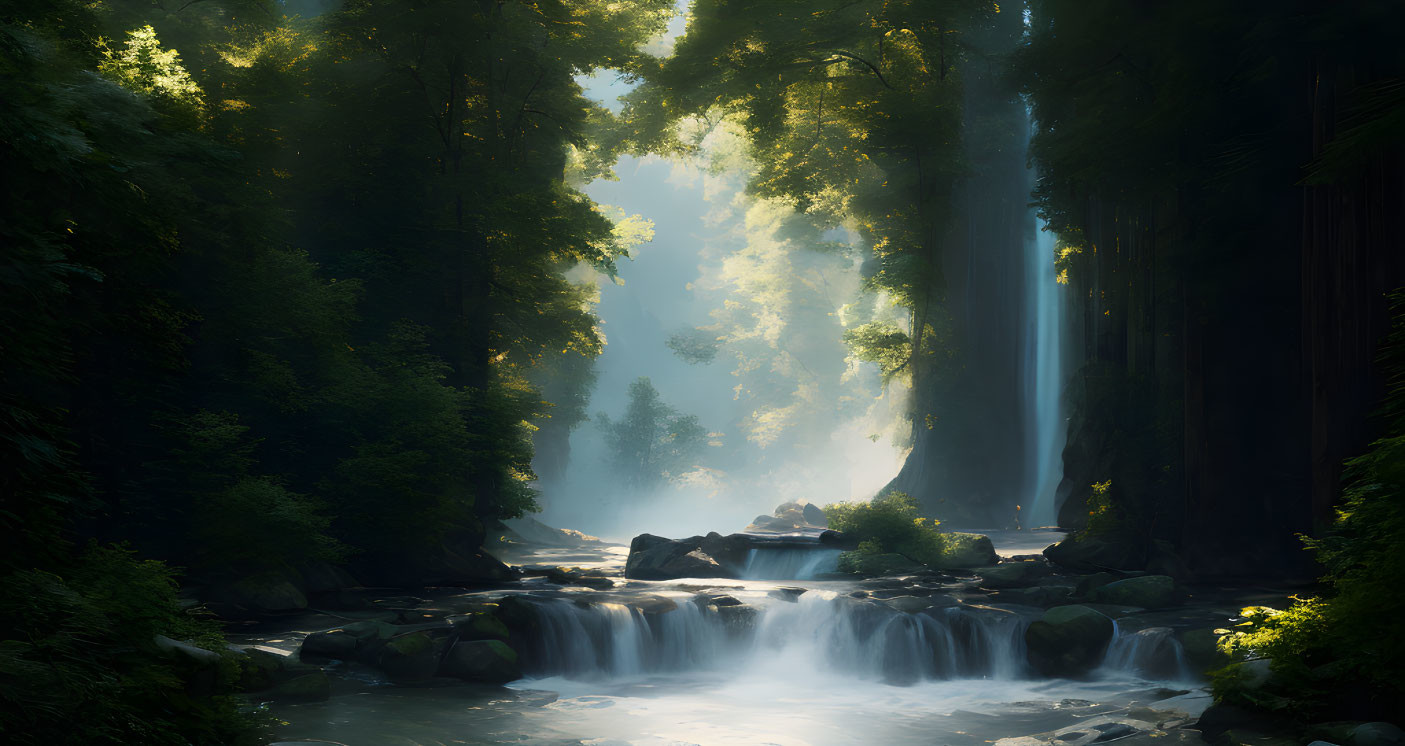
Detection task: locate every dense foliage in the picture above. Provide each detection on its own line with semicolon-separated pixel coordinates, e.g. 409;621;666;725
825;491;947;567
1;0;668;739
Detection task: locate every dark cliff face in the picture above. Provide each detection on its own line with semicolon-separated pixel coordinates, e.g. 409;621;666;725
888;4;1035;529
1022;0;1405;579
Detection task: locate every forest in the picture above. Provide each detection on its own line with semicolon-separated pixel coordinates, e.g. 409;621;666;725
1;1;1402;745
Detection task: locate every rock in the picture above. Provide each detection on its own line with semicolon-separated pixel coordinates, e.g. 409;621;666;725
1025;605;1115;676
884;595;935;613
768;587;806;602
268;672;330;702
1091;575;1178;608
452;611;511;642
299;619;399;662
529;566;615;590
493;595;543;636
153;634;220;665
501;516;602;547
698;532;752;570
1078;602;1147;619
1045;534;1147;572
213;576;308;614
1350;723;1405;746
838;551;927;577
377;631;444;682
802;502;827;527
625;534;737;580
973;562;1048;589
1196;703;1287;744
994;585;1074;607
1180;628;1229;672
937;533;999;569
1075;572;1119;597
714;603;758;637
439;639;521;683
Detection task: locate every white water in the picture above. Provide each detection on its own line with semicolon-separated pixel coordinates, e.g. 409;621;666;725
1022;216;1067;528
520;590;1032;685
741;547;841;580
258;543;1211;746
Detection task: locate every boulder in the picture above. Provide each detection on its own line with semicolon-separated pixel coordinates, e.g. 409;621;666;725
1044;534;1147;572
745;500;828;532
1180;628;1229;673
376;631;444;682
213;576;308;614
818;529;860;549
1090;575;1178;608
1074;572;1119;597
625;534;736;580
1025;605;1115;676
698;532;752;570
299;619;399;662
973;562;1048;589
452;611;511;642
937;533;999;569
268;672;331;702
439;639;521;683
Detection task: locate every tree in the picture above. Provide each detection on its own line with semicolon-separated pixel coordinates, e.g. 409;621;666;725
596;377;708;490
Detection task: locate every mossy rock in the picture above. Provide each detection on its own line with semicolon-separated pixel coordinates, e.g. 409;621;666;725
1024;604;1115;676
377;631;442;682
439;639;521;683
1090;575;1178;608
936;533;998;569
453;611;511;642
1180;628;1230;672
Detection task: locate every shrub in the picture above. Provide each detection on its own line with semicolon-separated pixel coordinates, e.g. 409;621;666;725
0;544;262;745
824;491;947;566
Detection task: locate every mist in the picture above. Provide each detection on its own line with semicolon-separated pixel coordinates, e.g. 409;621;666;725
535;125;910;541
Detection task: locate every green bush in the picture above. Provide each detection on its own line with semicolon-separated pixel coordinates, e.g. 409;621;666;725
824;491;947;566
0;545;262;745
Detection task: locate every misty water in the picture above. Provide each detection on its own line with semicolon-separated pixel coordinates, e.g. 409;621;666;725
248;534;1213;746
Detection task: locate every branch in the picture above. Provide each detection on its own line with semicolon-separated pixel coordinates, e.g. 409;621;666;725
829;50;895;90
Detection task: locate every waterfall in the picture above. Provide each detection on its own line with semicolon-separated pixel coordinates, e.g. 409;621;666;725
1022;211;1067;528
741;547;842;580
514;591;1029;684
1101;626;1194;681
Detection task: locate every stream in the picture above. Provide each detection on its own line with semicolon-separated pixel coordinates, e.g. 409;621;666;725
240;531;1227;746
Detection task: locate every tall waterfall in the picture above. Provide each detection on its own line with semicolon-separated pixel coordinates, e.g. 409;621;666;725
1022;212;1067;528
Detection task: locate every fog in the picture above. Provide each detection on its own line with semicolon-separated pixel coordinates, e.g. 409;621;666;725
535;127;911;541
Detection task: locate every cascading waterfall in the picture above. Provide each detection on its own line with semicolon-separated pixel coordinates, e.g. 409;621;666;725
1022;213;1068;528
741;547;842;580
514;591;1031;684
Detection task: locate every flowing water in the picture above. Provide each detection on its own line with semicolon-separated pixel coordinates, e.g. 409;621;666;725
252;537;1215;746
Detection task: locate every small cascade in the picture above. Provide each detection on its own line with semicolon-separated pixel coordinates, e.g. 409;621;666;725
1101;626;1192;681
521;597;735;678
755;592;1027;684
741;547;842;580
515;590;1029;685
